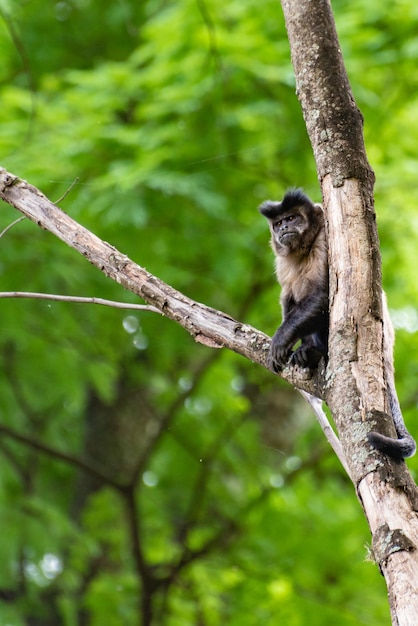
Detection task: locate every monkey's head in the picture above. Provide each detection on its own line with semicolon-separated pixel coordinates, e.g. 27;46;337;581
259;188;324;257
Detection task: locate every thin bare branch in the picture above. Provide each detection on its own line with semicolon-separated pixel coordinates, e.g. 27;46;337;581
0;216;25;239
299;390;351;478
54;176;79;204
0;291;162;313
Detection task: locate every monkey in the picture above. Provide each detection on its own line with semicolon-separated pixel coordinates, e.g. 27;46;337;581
259;188;328;372
259;188;416;459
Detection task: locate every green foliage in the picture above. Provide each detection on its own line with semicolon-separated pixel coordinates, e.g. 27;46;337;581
0;0;415;623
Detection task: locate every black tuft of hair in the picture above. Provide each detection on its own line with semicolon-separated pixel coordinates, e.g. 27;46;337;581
280;188;312;212
258;188;314;219
258;200;281;219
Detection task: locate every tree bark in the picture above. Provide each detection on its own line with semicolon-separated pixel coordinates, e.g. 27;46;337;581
281;1;418;624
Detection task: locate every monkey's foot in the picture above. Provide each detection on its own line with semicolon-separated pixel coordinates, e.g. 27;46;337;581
290;346;324;369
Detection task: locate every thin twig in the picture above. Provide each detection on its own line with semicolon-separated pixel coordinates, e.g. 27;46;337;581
299;390;351;478
0;291;162;313
0;216;26;239
54;177;79;204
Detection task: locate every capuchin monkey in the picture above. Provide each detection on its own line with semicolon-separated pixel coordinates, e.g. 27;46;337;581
259;189;328;372
259;188;416;459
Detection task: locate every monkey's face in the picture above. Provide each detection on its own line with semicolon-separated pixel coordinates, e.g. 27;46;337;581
270;207;315;255
259;194;324;258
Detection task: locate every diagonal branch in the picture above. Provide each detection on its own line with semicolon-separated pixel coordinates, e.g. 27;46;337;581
0;166;323;399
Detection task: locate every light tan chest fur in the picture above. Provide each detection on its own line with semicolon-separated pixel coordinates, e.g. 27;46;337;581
274;229;327;303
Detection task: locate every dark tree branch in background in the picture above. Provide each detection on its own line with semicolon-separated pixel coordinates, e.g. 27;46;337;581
0;423;123;490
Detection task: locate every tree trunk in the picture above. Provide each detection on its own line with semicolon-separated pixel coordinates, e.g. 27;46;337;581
281;1;418;624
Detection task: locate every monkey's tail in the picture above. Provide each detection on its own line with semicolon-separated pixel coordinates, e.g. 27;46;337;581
367;382;416;459
368;294;417;459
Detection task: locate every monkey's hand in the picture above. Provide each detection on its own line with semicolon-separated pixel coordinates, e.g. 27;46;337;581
268;332;292;372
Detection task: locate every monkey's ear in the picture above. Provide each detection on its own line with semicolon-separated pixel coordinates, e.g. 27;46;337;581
258;200;282;219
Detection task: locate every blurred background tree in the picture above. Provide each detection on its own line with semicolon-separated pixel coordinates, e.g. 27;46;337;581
0;0;417;623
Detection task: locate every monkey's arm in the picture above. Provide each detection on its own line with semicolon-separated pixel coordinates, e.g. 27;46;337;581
270;289;328;371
